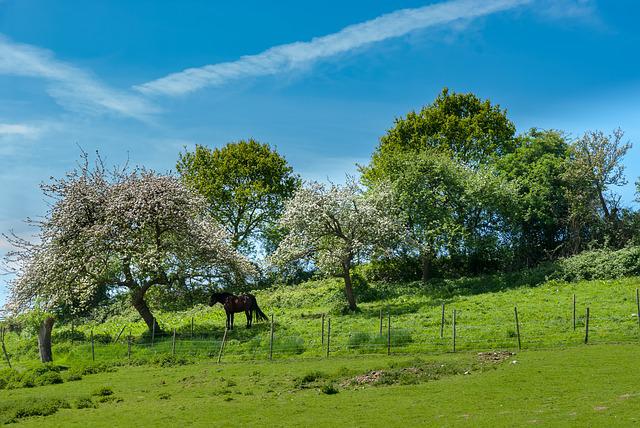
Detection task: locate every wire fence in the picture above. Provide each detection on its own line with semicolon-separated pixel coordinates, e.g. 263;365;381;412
2;291;640;367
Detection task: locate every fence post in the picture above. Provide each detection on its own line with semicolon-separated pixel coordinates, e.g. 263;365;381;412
584;307;590;344
114;325;126;343
127;331;132;361
151;318;156;348
573;294;576;331
636;289;640;329
172;328;176;355
514;306;521;351
217;328;228;364
387;311;391;356
270;314;274;360
326;318;331;358
321;313;325;346
440;302;445;339
0;327;11;369
379;309;383;337
452;309;457;353
91;329;95;362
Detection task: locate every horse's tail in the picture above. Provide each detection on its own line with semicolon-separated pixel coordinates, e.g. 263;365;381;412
249;294;269;322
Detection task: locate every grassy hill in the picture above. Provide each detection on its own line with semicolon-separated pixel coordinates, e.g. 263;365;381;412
3;274;640;368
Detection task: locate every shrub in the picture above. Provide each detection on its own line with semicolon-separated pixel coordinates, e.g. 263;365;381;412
75;397;95;409
553;247;640;282
35;371;63;386
320;383;339;394
92;386;114;397
12;398;70;420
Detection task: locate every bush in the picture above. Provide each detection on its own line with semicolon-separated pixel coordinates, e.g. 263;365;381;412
92;386;114;397
553;247;640;282
12;398;70;420
35;371;63;386
320;383;339;394
75;397;95;409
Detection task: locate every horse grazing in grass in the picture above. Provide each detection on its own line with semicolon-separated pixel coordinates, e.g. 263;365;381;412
209;292;269;330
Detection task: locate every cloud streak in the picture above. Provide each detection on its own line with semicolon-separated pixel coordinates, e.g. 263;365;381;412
0;36;157;120
136;0;532;97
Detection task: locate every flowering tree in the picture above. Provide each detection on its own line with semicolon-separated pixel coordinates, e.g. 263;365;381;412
4;155;253;361
271;180;400;310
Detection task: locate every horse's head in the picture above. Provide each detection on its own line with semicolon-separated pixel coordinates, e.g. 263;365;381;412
209;292;232;306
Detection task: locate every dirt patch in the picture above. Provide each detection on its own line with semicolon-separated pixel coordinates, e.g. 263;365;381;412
477;351;515;364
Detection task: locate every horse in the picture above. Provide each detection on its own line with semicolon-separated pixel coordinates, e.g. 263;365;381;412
209;292;269;329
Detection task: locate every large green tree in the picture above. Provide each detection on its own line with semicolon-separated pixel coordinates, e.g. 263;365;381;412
177;139;300;254
364;88;516;183
362;89;517;279
496;129;571;265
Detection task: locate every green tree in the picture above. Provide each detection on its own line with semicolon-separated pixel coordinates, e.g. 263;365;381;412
177;139;300;254
563;129;631;251
362;89;517;279
364;88;516;182
496;129;571;264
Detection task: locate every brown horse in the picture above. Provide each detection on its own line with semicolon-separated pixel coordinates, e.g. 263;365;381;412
209;292;268;329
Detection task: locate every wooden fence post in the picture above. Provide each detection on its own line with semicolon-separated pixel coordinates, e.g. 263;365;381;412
573;294;576;331
440;303;445;339
0;327;11;368
452;309;457;353
584;307;590;344
127;331;132;361
172;328;176;355
326;318;331;358
114;325;126;343
321;313;325;346
91;329;95;362
514;306;521;351
387;311;391;356
636;289;640;329
151;318;156;348
217;328;228;364
270;314;274;360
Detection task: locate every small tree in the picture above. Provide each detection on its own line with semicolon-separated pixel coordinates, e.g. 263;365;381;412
271;180;400;311
4;154;253;354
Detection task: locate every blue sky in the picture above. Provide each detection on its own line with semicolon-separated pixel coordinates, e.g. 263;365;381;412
1;0;639;305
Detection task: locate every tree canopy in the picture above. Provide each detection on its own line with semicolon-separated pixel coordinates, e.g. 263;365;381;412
176;139;300;254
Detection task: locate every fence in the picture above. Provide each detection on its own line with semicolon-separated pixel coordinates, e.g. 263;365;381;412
2;289;640;368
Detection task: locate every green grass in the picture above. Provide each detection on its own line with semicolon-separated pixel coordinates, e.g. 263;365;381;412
1;344;640;426
3;276;640;369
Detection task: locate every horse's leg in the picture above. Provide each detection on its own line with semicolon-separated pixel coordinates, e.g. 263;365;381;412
245;310;251;328
231;312;234;330
226;312;230;330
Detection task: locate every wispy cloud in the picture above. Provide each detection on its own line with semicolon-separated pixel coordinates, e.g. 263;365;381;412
0;123;39;137
0;35;158;120
136;0;532;97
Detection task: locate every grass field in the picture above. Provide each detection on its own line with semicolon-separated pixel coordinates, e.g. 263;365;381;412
3;275;640;368
1;344;640;426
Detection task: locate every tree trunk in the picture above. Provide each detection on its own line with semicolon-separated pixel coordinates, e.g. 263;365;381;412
38;317;55;363
132;289;161;333
421;252;433;283
342;261;357;311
